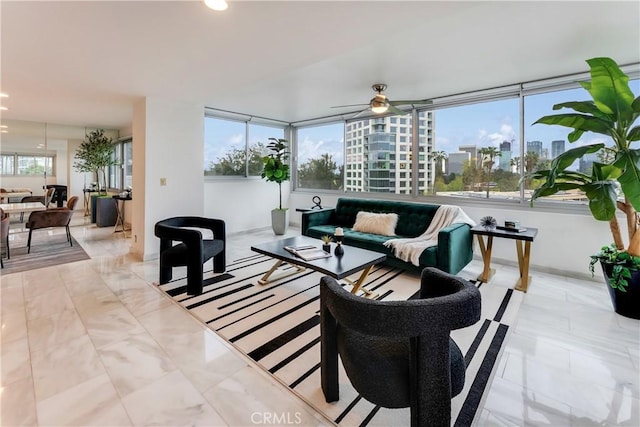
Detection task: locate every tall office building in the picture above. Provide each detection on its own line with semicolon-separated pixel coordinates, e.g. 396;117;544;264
526;140;543;158
551;140;565;159
499;140;512;170
447;152;471;174
458;145;479;168
344;113;433;194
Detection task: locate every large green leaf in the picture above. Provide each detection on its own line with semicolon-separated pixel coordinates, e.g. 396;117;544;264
616;149;640;211
552;101;613;121
628;126;640;142
583;180;619;220
534;114;613;139
591;162;622;181
585;58;635;123
542;144;604;186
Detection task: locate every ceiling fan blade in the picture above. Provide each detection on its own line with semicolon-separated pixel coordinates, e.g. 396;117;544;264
331;103;369;109
350;108;372;119
389;99;433;106
387;104;409;115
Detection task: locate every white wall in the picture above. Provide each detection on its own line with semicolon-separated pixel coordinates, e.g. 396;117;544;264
131;96;205;261
204;179;291;234
288;191;611;280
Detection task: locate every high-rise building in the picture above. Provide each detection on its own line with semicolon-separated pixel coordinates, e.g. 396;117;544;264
458;145;479;167
526;140;543;158
344;113;433;194
499;140;512;170
447;152;471;174
551;140;565;159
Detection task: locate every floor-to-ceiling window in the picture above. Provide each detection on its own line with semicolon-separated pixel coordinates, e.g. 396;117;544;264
204;114;286;178
295;122;344;190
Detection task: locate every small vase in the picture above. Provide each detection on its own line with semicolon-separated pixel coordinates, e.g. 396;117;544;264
322;244;331;253
334;243;344;256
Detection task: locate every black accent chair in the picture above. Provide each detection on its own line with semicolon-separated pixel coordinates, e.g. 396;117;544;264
320;267;481;427
154;216;226;295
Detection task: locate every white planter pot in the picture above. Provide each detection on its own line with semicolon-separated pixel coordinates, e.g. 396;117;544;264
271;208;289;235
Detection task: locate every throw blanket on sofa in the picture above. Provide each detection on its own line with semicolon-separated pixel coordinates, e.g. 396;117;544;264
383;205;476;266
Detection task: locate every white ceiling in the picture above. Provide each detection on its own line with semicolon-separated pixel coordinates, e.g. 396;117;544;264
1;0;639;130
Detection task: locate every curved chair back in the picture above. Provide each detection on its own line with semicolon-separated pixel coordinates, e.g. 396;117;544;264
320;267;481;427
66;196;79;210
154;216;226;295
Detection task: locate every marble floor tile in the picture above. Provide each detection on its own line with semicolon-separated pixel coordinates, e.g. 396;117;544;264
97;332;177;397
202;365;329;427
24;285;75;321
36;373;132;426
120;370;227;426
27;307;87;352
1;308;28;345
1;336;32;386
1;375;38;426
30;334;106;401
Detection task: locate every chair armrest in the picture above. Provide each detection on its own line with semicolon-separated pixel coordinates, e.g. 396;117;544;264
437;223;473;274
302;209;335;235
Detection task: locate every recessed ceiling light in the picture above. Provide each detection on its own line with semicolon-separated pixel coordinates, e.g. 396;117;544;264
204;0;228;11
0;93;8;98
0;106;7;111
1;130;8;133
0;125;7;129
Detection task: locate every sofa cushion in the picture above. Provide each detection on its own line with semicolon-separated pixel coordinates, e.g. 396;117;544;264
352;211;398;236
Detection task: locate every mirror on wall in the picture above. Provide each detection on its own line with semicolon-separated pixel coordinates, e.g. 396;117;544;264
0;119;119;200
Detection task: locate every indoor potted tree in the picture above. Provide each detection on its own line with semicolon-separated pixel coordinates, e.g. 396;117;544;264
74;129;119;224
261;137;290;235
73;129;118;194
530;57;640;318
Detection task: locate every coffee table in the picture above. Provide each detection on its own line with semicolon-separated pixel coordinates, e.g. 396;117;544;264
251;235;386;298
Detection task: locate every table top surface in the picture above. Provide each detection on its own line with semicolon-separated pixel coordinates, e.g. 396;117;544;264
251;235;386;280
0;202;47;214
471;225;538;241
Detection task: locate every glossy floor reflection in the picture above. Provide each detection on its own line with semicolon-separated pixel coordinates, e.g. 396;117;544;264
1;214;638;426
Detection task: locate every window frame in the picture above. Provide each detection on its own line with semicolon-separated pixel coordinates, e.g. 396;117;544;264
204;110;288;180
1;152;56;177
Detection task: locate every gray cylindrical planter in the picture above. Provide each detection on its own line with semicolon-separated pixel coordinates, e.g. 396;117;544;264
271;209;289;235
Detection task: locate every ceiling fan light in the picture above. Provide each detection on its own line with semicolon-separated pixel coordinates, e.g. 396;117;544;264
204;0;228;11
371;104;389;114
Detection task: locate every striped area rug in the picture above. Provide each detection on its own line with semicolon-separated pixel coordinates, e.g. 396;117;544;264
1;236;89;275
158;254;523;426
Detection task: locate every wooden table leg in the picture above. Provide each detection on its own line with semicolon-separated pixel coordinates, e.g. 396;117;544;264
344;265;378;299
476;234;495;283
258;259;306;285
515;240;532;292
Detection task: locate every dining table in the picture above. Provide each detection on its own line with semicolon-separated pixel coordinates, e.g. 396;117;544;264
0;201;47;215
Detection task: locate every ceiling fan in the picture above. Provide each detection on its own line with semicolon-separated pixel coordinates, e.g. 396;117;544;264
331;84;432;117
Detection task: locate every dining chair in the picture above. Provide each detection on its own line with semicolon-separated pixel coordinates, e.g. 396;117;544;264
0;208;9;268
25;196;78;253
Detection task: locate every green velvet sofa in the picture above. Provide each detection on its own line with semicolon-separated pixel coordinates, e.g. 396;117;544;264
301;198;473;274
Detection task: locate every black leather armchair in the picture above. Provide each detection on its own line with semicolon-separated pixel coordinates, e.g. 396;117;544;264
154;216;226;295
320;267;481;427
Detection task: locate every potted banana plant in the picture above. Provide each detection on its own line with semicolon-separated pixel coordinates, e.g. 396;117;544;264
261;138;290;235
530;57;640;319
